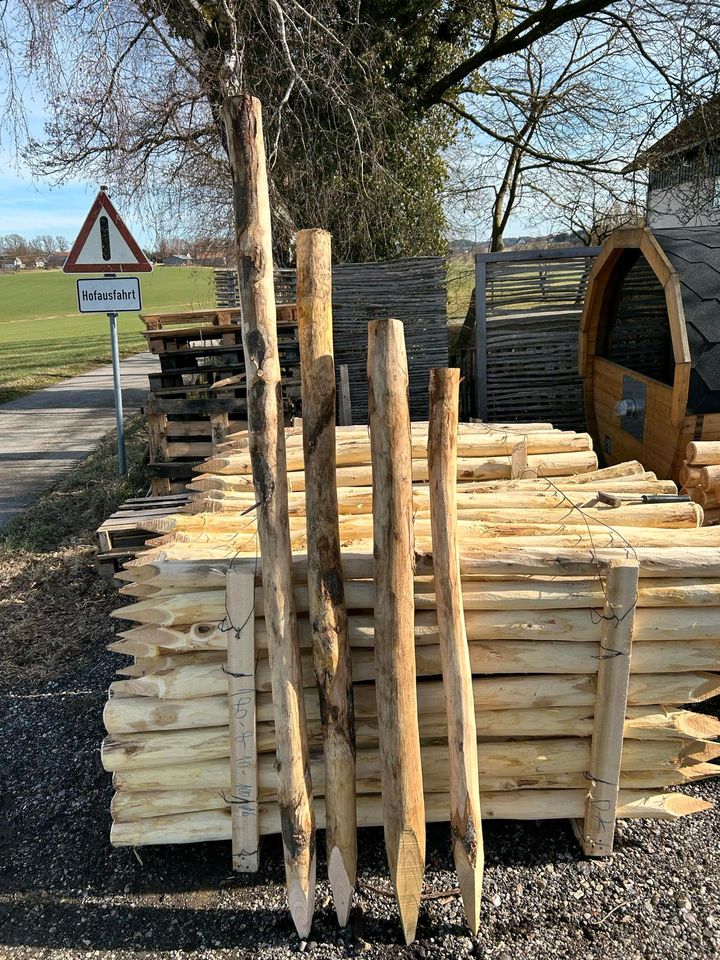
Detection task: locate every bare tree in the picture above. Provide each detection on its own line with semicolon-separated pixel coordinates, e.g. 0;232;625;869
2;0;720;259
444;2;720;248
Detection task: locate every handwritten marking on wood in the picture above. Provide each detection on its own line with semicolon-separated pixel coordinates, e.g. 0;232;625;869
227;564;259;871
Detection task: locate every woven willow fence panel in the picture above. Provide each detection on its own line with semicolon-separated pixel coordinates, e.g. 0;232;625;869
463;247;600;430
214;257;447;423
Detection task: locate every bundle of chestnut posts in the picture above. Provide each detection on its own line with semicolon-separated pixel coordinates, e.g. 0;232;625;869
680;440;720;525
103;348;720;943
101;97;719;946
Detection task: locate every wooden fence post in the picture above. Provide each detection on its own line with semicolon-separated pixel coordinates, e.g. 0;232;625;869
148;413;168;462
575;558;639;856
474;258;488;420
221;94;315;938
368;318;425;944
296;228;356;926
226;564;259;872
339;364;352;425
427;368;483;933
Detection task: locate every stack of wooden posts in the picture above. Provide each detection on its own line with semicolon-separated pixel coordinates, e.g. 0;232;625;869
98;98;719;946
141;307;301;494
679;440;720;524
102;433;720;920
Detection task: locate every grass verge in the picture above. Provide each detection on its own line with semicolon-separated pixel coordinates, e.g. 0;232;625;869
0;419;149;687
0;266;215;403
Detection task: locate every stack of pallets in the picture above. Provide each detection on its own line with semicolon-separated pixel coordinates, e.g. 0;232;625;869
95;493;191;576
213;270;239;308
141;307;301;494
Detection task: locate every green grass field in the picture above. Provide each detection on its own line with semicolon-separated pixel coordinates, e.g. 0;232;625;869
446;254;474;325
0;267;216;403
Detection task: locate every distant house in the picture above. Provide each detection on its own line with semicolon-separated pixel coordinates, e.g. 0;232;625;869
46;251;69;269
631;95;720;228
34;258;46;269
164;253;194;266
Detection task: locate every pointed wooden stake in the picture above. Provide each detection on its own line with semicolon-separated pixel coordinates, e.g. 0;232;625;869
428;368;484;933
222;93;315;937
297;228;356;926
368;318;425;944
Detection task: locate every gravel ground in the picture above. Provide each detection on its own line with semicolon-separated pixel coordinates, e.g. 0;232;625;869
1;619;719;960
1;440;719;960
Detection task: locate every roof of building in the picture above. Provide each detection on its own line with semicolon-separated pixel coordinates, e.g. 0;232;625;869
654;226;720;409
628;95;720;171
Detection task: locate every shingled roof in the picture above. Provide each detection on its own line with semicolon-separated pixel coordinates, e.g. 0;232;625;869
654;226;720;412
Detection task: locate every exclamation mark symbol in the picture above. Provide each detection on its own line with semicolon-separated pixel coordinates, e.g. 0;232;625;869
100;216;111;261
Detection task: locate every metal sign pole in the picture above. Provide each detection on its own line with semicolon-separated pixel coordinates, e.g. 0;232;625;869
104;264;127;476
108;309;127;476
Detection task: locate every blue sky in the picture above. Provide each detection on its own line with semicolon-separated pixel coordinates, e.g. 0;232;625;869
0;162;154;247
0;71;153;247
0;169;98;243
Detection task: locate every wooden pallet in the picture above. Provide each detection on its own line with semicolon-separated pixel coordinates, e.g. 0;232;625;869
96;494;191;576
143;321;300;356
140;304;297;330
143;325;245;356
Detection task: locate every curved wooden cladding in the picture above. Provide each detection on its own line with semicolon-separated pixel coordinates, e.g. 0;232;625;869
580;228;693;481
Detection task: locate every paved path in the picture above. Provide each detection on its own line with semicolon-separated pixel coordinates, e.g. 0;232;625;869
0;353;159;529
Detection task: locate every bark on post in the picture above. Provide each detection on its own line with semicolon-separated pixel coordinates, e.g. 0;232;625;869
367;318;425;944
221;94;315;938
427;368;484;933
296;228;356;926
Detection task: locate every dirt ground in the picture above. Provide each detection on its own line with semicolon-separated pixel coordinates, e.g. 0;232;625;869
1;427;719;959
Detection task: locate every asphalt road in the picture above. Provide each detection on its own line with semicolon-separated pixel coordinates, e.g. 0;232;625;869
0;352;159;529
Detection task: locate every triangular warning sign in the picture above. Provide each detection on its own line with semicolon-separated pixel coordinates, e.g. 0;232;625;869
63;190;153;274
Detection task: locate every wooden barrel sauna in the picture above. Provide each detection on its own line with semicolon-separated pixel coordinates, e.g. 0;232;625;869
580;226;720;482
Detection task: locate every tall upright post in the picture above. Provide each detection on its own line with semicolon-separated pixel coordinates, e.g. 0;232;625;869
221;94;315;938
339;364;352;425
296;228;356;926
474;258;488;420
427;368;484;933
226;564;259;872
108;309;127;475
575;558;639;856
368;318;425;944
